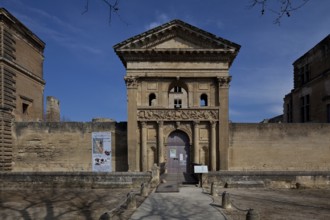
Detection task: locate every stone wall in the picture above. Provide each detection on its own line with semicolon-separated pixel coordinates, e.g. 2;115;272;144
206;171;330;188
10;121;330;172
12;121;128;172
0;172;151;188
229;123;330;171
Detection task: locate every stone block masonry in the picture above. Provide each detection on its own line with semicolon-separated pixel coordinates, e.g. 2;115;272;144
229;123;330;171
0;172;151;189
13;121;128;172
0;110;13;171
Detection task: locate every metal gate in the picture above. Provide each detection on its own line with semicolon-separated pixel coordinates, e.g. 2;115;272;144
167;131;190;174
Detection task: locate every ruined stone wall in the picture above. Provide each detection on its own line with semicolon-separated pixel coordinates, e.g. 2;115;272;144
46;96;60;122
12;122;128;172
229;123;330;171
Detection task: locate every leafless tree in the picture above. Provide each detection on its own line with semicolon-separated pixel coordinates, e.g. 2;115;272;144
250;0;310;24
81;0;310;25
82;0;127;24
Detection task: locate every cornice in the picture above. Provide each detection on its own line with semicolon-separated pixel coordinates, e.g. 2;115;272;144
116;49;237;65
0;8;45;51
0;58;45;85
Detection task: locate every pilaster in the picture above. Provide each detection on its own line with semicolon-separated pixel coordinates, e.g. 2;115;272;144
125;76;139;171
210;121;217;171
157;121;164;164
217;76;231;170
140;121;147;171
193;121;200;164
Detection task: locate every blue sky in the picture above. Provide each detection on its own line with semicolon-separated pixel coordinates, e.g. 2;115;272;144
1;0;329;122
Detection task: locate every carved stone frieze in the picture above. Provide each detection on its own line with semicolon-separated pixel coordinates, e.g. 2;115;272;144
217;76;231;88
124;76;139;88
137;109;218;121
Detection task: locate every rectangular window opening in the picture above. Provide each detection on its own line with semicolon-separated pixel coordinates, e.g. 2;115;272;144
327;104;330;123
174;99;182;109
22;103;29;114
300;95;310;123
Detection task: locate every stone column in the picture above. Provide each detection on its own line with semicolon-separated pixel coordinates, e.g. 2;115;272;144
157;121;164;164
193;121;200;164
141;122;148;171
217;76;231;170
210;121;217;171
125;76;139;171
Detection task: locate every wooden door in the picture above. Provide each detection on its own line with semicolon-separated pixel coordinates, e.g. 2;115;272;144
167;131;190;174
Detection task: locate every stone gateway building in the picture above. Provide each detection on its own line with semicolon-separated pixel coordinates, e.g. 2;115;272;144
114;20;240;172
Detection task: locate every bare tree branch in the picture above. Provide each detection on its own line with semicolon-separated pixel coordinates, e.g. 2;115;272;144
82;0;127;25
250;0;310;24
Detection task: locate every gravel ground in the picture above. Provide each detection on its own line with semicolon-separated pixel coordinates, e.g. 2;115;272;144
0;187;146;220
209;188;330;220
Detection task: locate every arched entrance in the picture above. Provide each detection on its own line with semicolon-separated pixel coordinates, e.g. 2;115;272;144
167;130;190;174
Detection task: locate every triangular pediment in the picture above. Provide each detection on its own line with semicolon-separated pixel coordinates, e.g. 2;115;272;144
114;19;240;66
115;19;240;50
153;37;200;49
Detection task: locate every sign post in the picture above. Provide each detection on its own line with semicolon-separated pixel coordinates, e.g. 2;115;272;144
194;165;208;188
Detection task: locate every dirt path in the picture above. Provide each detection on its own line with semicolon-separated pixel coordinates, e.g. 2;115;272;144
211;188;330;220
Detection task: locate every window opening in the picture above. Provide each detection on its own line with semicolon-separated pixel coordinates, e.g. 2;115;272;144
173;86;182;93
149;93;156;106
22;103;29;114
286;99;293;123
327;104;330;123
200;94;208;107
300;95;310;122
174;99;182;109
300;64;310;85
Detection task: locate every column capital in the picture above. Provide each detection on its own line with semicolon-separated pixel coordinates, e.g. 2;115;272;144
124;76;139;88
193;121;200;126
217;76;231;88
140;121;147;128
157;121;164;127
210;121;217;127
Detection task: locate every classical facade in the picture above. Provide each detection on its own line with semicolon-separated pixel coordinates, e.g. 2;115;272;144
284;34;330;123
114;20;240;172
0;8;45;170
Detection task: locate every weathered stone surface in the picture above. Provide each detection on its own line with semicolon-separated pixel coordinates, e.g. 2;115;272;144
0;172;151;188
229;123;330;171
207;171;330;189
13;122;128;172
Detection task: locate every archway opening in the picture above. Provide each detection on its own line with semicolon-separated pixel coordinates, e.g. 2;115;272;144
167;130;190;174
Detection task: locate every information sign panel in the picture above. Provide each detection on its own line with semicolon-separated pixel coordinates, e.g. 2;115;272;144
92;132;111;172
194;165;208;173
